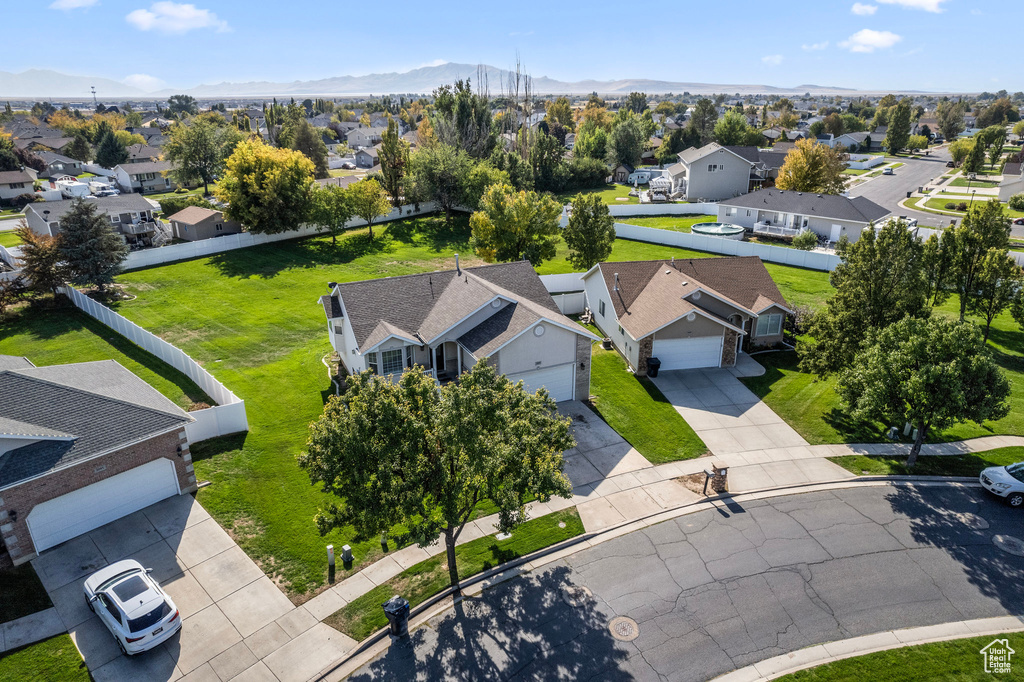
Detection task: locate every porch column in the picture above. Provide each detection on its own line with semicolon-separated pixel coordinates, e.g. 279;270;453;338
457;345;463;376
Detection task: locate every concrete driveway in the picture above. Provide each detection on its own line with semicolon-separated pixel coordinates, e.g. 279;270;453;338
31;494;354;682
558;401;653;487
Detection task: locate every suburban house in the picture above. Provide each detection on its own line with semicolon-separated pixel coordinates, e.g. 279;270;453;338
36;150;84;178
581;257;792;374
0;168;38;203
815;134;836;148
867;127;888;152
322;134;344;154
320;260;599;402
167;206;242;241
999;161;1023;202
346;127;385;149
13;137;74;154
564;133;576;150
611;163;635;183
835;131;869;151
717;189;890;243
125;143;162;163
355;145;380;169
113;160;177;193
0;357;194;566
667;143;782;201
24;194;166;246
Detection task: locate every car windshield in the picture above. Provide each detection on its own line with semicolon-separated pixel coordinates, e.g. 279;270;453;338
112;575;148;602
1005;463;1024;483
127;602;171;633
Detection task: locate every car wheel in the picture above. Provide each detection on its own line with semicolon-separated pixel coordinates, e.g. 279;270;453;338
1007;493;1024;508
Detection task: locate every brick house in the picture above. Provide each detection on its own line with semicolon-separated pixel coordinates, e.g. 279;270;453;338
0;357;194;566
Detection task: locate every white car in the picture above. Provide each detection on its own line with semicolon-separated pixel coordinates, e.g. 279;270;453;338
882;167;894;175
980;463;1024;508
84;560;181;655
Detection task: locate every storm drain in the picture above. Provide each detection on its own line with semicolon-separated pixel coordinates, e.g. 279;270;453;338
993;535;1024;557
560;585;592;607
609;616;640;642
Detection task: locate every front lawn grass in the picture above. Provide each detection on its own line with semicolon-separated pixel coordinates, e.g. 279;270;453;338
0;230;21;248
614;214;715;232
776;632;1024;682
0;634;89;682
586;345;707;463
552;183;638;205
325;508;584;640
842;168;870;176
949;176;999;188
0;565;52;624
829;446;1024;478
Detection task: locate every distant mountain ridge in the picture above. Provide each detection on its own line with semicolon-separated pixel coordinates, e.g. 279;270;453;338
1;64;871;100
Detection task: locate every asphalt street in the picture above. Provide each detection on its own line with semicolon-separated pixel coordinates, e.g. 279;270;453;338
847;148;954;228
350;485;1024;681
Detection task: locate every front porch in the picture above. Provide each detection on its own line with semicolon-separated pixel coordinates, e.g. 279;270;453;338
365;339;474;385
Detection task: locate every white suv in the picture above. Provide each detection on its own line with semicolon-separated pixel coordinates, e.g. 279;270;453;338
84;560;181;655
980;463;1024;508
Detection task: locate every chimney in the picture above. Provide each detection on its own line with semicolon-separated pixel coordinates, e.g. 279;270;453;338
454;253;460;275
613;273;620;292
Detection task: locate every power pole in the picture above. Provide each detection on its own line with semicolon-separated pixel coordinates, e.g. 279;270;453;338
91;86;97;108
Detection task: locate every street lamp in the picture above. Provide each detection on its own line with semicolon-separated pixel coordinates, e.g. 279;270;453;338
970;189;977;208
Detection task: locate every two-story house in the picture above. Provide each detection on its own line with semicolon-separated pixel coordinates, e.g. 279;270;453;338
346;127;386;149
0;168;38;203
113;160;178;193
24;194;167;246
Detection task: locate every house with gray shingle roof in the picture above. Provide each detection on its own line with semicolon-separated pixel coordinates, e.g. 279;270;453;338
320;260;599;402
717;188;890;243
0;358;194;565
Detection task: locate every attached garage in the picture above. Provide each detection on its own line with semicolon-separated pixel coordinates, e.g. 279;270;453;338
652;336;724;370
26;458;180;553
507;364;575;402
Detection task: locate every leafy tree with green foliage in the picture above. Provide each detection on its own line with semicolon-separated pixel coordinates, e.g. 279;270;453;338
216;138;315;234
530;131;566;191
431;79;494;158
962;138;986;175
461;162;510;210
408;143;472;225
300;362;574;591
470;182;562;266
288;119;329;179
57;199;129;293
624;92;648;114
713;111;752;146
94;129;128;169
936;100;966;141
688;98;718;147
984;126;1007;167
563;193;615;270
65;132;92;162
545;96;574;129
167;94;199;117
605;114;644;168
572;122;608;161
883;99;911;154
921;231;953;306
970;250;1023;342
164;118;244;195
907;135;929;153
837;317;1010;465
800;220;928;376
378;117;409;205
309;184;354;246
347;178;391;241
13;223;65;294
775;138;848;195
792;230;818;250
945;199;1011;320
948;138;972;167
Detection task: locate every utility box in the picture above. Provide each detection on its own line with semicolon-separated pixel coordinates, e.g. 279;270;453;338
382;595;410;637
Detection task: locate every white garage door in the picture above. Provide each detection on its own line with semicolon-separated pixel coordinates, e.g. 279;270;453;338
652;336;724;370
507;364;575;402
27;458;179;553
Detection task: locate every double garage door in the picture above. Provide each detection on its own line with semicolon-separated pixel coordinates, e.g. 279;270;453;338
26;458;180;553
507;364;575;402
652;336;724;371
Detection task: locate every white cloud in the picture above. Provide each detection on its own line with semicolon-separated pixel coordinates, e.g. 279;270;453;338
761;54;784;66
839;29;902;53
49;0;98;9
802;41;829;51
851;3;877;15
126;2;229;33
876;0;947;12
122;73;165;91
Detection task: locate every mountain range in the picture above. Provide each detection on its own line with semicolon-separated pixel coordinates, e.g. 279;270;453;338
0;64;865;100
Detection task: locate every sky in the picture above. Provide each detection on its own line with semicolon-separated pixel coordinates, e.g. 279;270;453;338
6;0;1022;94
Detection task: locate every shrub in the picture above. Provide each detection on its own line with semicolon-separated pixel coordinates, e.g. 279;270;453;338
792;230;818;251
174;187;188;194
956;202;968;211
944;202;957;210
11;193;43;208
1009;194;1024;211
159;194;215;216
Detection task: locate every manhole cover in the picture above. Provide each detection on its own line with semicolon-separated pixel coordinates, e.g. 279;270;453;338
609;616;640;641
560;585;592;607
993;535;1024;557
954;512;989;530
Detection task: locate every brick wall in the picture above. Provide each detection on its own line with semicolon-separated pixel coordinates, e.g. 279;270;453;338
0;429;195;566
574;335;592;400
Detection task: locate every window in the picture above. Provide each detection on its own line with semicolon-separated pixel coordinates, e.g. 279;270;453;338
111;215;121;223
755;314;783;337
618;325;624;336
599;300;606;316
746;210;752;217
707;164;717;172
368;354;379;375
215;223;223;231
381;349;403;374
10;182;24;189
99;594;122;624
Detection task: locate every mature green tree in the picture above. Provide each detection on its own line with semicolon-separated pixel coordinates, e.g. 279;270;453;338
985;126;1007;166
461;162;510;210
688;98;718;147
775;138;848;195
946;199;1012;319
408;143;472;225
431;80;494;158
347;178;391;241
309;184;353;246
94;130;127;169
921;231;953;306
216;139;315;234
800;220;928;376
823;113;845;137
65;132;92;162
837;317;1010;465
13;223;65;294
963;137;986;174
605;115;644;168
545;96;574;129
948;138;973;167
907;135;929;153
970;250;1023;342
470;182;562;266
883;99;912;154
713;111;752;146
488;148;534;190
164;118;244;195
167;94;199;117
572;122;608;161
624;92;648;114
936;100;966;141
530;131;566;192
299;362;574;590
289;119;329;179
57;199;129;292
378;117;409;206
563;193;616;270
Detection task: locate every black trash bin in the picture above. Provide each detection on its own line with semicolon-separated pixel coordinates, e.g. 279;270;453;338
382;595;410;637
647;357;661;378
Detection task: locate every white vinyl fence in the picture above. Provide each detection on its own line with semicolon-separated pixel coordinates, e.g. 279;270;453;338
549;292;587;315
59;286;248;442
122;201;440;270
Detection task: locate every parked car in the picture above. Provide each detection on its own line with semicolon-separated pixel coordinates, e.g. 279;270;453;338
1013;218;1024;225
882;167;894;175
341;162;356;170
84;560;181;655
980;462;1024;508
946;161;955;168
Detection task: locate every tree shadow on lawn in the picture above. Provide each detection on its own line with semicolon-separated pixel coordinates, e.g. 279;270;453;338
207;231;394;280
348;565;633;681
188;432;248;464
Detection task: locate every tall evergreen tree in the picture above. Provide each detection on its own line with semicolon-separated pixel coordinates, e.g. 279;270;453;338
94;130;128;169
378;118;409;206
883;99;912;154
57;200;129;292
288;119;329;179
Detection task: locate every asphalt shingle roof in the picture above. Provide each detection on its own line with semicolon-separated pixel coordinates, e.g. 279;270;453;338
167;206;221;224
718;189;890;224
0;170;35;185
25;194;154;221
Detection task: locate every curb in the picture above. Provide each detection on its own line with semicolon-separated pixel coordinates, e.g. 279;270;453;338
311;475;986;681
710;615;1024;681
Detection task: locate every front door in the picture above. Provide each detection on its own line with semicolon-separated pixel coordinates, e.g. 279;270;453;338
435;346;445;372
830;224;842;242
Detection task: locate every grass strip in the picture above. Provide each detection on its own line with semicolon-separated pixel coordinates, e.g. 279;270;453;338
829;447;1024;478
0;634;90;682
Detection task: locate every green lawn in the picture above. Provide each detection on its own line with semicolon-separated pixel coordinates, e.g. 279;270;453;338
0;634;89;682
586;345;707;463
0;565;52;624
948;176;999;188
553;183;639;205
776;633;1024;682
613;214;714;233
916;197;1024;220
842;168;870;176
829;446;1024;478
326;508;584;640
0;230;21;248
